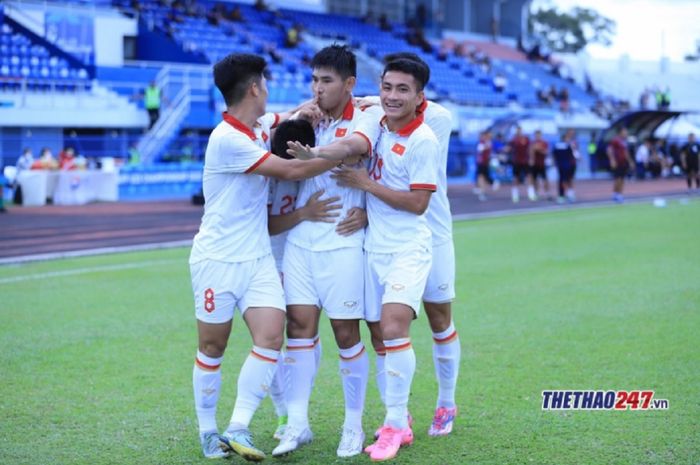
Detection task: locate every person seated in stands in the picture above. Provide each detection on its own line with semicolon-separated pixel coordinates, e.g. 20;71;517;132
285;24;301;48
265;44;283;64
361;10;374;24
229;6;244;22
59;147;77;170
378;13;392;31
31;148;59;170
254;0;268;12
492;73;508;92
558;87;570;113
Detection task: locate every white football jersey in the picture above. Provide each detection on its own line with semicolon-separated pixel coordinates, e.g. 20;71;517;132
354;111;439;253
287;99;367;252
190;112;279;264
268;178;300;269
417;100;453;245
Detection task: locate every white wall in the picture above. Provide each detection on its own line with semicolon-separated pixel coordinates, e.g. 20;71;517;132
94;15;137;67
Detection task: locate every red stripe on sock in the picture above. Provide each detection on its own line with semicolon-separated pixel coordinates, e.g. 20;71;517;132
433;330;458;344
286;343;315;351
250;350;278;363
195;358;220;371
339;345;366;361
384;341;412;353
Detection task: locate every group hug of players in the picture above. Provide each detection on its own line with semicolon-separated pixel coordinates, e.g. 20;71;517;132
189;45;461;462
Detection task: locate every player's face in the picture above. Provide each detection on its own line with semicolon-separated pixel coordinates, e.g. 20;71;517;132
380;71;423;123
312;67;352;113
252;75;269;116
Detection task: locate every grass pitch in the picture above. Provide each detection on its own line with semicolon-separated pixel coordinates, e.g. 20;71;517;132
1;200;698;465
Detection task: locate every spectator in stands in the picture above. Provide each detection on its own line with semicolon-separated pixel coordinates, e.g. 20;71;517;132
378;13;392;32
58;147;77;170
492;73;508;93
31;147;58;170
607;127;633;203
553;129;578;203
558;87;570;114
680;132;700;190
639;88;651;110
229;6;244;22
508;126;531;203
254;0;268;12
529;130;551;200
361;10;374;24
634;138;652;179
143;80;163;129
284;24;300;48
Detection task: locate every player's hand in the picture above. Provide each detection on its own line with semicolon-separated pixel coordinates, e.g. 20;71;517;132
301;189;342;223
296;101;324;126
354;97;378;109
336;207;367;236
287;141;317;160
331;165;372;191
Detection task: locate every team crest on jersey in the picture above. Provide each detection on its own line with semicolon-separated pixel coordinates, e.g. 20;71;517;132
391;143;406;156
261;131;269;142
335;127;347;137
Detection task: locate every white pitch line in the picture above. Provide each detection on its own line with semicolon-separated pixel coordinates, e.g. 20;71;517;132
0;258;182;285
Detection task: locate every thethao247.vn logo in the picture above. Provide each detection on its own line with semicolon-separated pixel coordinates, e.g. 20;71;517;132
541;390;669;410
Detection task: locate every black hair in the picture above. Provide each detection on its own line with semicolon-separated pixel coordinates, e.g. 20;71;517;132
310;44;356;80
382;58;429;91
213;53;267;106
271;119;316;160
382;52;430;85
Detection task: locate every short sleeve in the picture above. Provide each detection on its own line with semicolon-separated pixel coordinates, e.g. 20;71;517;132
407;133;438;192
259;112;280;130
206;130;270;174
352;110;382;155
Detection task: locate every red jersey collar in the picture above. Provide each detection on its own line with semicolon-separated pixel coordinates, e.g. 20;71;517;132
222;112;256;140
416;99;428;114
381;112;425;137
341;98;354;120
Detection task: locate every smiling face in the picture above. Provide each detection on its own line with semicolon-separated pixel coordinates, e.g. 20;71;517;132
380;70;424;129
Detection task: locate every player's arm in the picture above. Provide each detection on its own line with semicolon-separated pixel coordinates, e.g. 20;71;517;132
254;154;338;181
287;132;371;162
268;190;341;235
331;165;433;215
606;143;616;168
680;146;687;169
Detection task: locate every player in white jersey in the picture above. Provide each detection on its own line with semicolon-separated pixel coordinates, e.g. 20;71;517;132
382;53;461;437
273;45;371;459
189;53;339;461
288;58;439;462
266;119;340;440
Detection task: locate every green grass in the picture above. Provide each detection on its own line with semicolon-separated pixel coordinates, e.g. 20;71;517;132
1;200;699;465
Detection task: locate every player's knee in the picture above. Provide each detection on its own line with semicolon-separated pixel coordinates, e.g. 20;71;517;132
330;319;360;348
198;341;227;358
253;332;284;351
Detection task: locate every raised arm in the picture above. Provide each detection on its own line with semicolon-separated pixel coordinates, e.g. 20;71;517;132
254;153;338;181
287;132;372;162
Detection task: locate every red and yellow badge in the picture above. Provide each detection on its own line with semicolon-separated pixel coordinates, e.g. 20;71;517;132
335;127;347;137
391;143;406;156
261;131;269;142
